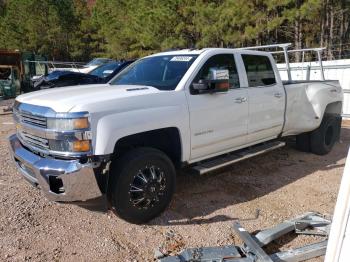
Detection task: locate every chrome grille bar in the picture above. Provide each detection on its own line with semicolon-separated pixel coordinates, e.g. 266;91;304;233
20;112;47;128
20;132;49;149
22;132;49;144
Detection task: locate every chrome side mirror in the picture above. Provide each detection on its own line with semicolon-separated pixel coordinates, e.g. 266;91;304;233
192;68;230;94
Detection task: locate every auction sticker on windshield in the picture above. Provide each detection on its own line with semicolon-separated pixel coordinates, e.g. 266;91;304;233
170;56;193;62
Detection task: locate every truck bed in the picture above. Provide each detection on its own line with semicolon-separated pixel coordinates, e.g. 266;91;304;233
282;79;342;137
283;79;339;85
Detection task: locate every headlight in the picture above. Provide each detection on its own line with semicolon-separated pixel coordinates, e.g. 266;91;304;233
49;140;91;152
47;116;91;153
47;117;89;131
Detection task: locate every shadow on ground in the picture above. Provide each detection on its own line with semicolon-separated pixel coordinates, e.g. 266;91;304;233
150;127;350;226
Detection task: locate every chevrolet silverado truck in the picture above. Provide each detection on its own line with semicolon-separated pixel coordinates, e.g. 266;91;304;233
8;48;343;224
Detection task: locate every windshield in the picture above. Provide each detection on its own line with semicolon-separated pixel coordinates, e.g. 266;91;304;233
110;55;198;91
89;62;120;78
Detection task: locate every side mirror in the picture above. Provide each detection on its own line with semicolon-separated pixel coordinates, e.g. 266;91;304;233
192;68;230;94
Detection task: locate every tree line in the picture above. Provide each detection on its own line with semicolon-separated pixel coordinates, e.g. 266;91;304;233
0;0;349;62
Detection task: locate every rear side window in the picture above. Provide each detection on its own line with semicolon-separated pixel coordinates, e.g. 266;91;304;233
242;55;276;87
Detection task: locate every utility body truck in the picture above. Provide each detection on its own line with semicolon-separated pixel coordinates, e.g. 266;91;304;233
9;47;343;223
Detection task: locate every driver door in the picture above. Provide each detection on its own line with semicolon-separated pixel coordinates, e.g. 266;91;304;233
186;53;249;161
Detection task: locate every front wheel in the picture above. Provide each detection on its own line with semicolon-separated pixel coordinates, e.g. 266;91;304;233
109;148;176;224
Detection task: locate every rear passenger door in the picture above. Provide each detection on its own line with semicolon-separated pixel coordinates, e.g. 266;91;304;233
240;54;285;144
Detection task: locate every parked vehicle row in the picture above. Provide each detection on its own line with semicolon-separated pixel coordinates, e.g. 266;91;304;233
9;47;343;224
0;50;132;97
48;58;117;74
33;60;134;90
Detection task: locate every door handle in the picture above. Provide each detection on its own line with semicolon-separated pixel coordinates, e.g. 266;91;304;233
274;92;283;98
234;97;247;103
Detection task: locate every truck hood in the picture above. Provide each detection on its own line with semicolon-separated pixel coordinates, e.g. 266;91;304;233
16;84;161;112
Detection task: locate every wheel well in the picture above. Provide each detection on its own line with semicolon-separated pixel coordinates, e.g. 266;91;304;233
324;101;342;117
113;128;182;167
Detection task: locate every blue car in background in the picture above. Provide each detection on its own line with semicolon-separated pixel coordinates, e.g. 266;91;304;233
33;60;134;90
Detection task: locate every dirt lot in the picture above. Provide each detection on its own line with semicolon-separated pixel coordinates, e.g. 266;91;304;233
0;100;348;261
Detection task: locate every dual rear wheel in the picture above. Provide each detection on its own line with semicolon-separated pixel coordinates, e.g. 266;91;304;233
296;114;341;155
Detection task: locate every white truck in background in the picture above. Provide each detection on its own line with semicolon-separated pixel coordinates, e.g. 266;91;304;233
9;47;343;224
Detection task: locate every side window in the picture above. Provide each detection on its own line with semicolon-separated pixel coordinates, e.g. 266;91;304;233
242;55;276;87
193;54;240;89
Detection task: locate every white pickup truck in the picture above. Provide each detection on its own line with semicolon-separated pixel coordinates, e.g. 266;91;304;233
9;48;343;224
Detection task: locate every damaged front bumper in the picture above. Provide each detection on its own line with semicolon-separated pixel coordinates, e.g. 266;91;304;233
8;134;104;203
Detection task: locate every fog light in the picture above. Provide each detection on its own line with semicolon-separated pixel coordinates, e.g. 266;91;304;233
49;176;64;194
72;140;90;152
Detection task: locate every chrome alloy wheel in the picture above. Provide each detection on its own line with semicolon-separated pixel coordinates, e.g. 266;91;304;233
129;165;166;209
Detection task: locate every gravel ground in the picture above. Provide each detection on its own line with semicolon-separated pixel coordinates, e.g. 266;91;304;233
0;98;14;108
0;99;348;261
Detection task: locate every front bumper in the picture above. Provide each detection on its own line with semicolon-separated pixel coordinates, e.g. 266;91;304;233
8;134;103;202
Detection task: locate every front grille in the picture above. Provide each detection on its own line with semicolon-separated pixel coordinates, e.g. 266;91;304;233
14;108;49;151
13;103;60;154
20;112;47;128
20;131;49;150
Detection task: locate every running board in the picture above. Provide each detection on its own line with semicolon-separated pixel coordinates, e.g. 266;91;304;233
191;141;286;175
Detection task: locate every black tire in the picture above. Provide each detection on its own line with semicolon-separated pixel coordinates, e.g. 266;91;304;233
109;147;176;224
310;115;340;155
296;132;311;152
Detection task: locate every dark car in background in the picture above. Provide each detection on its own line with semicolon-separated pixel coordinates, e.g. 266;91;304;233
33;60;134;90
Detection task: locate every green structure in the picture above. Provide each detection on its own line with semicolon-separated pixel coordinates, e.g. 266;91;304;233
0;49;47;99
